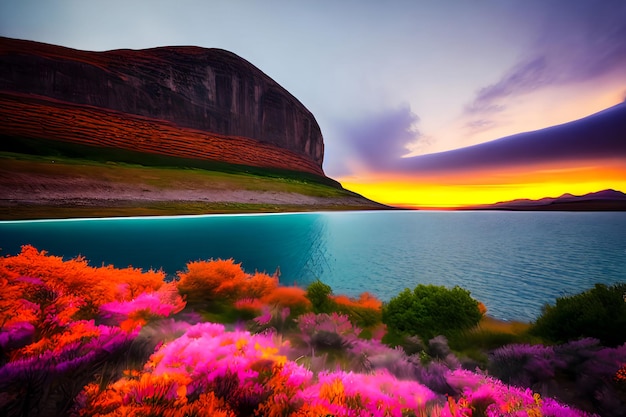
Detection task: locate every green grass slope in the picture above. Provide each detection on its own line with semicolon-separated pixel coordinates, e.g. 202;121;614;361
0;143;389;219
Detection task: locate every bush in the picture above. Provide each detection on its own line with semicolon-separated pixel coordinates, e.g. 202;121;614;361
260;286;312;317
531;283;626;346
176;259;278;309
332;294;383;328
382;284;483;340
296;312;362;359
0;247;597;416
485;339;626;416
0;245;165;318
488;343;558;387
306;279;335;313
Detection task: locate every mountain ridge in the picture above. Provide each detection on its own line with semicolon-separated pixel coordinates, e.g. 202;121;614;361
461;189;626;211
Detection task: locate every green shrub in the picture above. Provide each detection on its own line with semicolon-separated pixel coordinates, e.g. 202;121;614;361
335;304;382;328
382;284;483;340
449;330;528;352
531;283;626;346
306;280;335;313
381;328;408;348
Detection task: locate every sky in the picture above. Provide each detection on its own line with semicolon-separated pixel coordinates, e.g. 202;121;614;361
1;0;626;207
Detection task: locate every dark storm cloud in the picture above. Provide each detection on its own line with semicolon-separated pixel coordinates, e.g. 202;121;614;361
338;105;422;169
465;1;626;124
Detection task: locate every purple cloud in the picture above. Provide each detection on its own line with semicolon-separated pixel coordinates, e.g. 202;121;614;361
465;1;626;127
337;105;422;170
466;56;550;115
465;118;499;135
538;1;626;82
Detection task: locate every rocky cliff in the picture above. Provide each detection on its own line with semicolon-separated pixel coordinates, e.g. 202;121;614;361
0;36;324;172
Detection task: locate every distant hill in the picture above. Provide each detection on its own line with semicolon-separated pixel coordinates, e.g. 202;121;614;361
463;189;626;211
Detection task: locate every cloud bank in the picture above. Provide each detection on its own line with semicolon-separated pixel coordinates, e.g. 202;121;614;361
398;101;626;174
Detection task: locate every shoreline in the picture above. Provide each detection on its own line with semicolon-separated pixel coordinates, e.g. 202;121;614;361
0;202;393;221
0;156;391;220
0;194;393;220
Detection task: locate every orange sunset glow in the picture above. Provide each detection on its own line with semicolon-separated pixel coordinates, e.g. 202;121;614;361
340;159;626;208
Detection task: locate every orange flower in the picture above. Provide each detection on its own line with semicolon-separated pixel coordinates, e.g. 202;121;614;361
177;259;247;303
478;302;488;316
357;292;383;310
319;378;346;405
0;245;166;319
615;363;626;383
234;298;264;312
261;286;312;311
241;271;279;299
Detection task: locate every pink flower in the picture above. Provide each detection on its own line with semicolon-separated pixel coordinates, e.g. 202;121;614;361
253;308;273;326
100;285;185;324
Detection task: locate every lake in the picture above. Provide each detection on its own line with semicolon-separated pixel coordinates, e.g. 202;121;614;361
1;211;625;322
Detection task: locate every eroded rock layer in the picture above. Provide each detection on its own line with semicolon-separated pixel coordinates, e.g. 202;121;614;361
0;92;324;176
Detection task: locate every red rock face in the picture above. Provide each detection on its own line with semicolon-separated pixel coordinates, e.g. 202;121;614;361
0;92;324;176
0;37;324;172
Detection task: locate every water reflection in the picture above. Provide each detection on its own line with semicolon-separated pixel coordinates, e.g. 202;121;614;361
0;213;333;286
279;214;334;286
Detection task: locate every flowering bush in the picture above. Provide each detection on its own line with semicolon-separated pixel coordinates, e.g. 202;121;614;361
78;327;596;417
0;247;601;416
0;247;184;416
77;322;312;416
77;322;441;416
487;339;626;416
177;258;278;307
100;283;186;331
446;369;595;416
489;343;561;387
297;312;362;350
261;285;312;316
0;245;165;316
298;369;437;416
0;322;137;416
332;292;383;327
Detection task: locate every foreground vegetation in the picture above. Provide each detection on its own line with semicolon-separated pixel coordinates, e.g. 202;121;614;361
1;246;624;416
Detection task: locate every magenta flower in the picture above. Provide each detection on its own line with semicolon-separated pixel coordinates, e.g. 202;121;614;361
0;321;34;350
100;285;185;319
253;307;273;326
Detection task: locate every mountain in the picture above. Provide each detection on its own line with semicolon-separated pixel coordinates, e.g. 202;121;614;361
464;189;626;211
0;37;387;219
0;36;324;174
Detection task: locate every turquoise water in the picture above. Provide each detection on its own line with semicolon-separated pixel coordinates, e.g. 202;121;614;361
1;211;625;322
